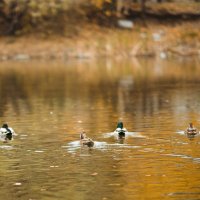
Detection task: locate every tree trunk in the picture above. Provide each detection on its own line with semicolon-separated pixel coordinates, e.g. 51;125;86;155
141;0;146;17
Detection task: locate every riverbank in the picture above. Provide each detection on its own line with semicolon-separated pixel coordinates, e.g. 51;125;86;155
0;21;199;61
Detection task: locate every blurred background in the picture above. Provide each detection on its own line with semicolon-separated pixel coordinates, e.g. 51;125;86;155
0;0;200;59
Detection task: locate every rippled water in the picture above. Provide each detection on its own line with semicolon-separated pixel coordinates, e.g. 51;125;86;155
0;58;200;200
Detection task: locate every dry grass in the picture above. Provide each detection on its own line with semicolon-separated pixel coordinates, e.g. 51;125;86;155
0;21;199;60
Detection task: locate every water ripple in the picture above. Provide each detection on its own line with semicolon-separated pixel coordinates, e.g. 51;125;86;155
0;145;14;150
103;132;146;139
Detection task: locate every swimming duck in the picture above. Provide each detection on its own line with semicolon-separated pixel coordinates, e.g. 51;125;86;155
80;132;94;147
185;123;198;136
0;123;15;140
114;121;127;139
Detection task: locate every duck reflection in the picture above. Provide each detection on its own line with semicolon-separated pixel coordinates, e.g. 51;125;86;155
0;60;200;123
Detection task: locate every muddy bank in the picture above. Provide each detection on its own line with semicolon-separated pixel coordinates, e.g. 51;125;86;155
0;22;199;61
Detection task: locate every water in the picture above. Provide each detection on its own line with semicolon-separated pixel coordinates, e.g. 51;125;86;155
0;58;200;200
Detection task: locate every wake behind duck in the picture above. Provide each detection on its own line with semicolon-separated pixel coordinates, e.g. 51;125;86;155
65;133;107;153
104;121;145;139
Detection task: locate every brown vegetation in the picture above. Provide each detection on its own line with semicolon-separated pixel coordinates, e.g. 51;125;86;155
0;0;199;59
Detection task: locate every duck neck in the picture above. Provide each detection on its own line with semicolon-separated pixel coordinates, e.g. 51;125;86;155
117;122;123;129
189;123;193;128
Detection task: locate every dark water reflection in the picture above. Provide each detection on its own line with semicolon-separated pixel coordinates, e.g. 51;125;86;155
0;58;200;200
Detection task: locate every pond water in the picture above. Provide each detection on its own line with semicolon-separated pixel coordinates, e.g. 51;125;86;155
0;57;200;200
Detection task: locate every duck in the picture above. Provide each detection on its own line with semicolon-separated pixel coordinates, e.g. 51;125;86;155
185;123;199;136
114;121;127;139
80;131;94;147
0;123;15;140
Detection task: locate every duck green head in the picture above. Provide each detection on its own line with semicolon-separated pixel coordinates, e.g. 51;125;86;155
117;121;123;129
2;123;8;129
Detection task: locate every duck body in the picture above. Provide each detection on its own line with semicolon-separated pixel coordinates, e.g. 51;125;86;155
185;123;199;136
80;132;94;147
0;123;15;140
114;127;127;138
114;121;127;139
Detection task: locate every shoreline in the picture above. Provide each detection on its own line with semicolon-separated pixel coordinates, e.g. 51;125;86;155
0;22;199;61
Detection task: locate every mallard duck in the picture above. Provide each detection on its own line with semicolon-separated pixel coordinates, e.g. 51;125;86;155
0;123;15;140
114;121;127;139
185;123;198;136
80;131;94;147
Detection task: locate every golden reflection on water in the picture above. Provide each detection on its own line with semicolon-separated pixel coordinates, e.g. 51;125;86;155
0;58;200;200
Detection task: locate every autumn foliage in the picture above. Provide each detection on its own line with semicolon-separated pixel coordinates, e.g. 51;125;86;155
0;0;199;36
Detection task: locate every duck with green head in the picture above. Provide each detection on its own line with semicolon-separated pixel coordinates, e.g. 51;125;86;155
114;121;127;139
185;123;199;136
80;131;94;147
